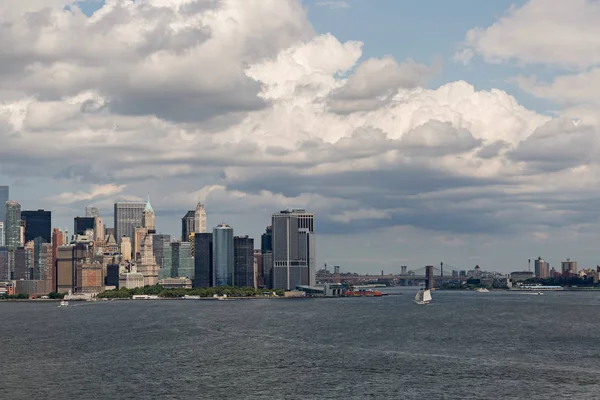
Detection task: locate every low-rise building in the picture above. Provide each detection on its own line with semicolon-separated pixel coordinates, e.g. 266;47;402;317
119;272;145;289
159;277;192;289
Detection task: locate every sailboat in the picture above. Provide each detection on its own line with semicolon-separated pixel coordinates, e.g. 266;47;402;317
414;284;432;305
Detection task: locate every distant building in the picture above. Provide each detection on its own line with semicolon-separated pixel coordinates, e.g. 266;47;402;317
561;259;578;275
261;225;273;288
272;209;316;290
510;271;535;282
56;243;92;293
74;217;95;236
194;203;207;233
171;241;194;279
213;224;234;286
0;185;8;226
0;222;4;247
5;201;22;250
113;202;145;243
0;246;10;281
76;260;104;293
14;280;48;296
159;277;192;289
181;210;195;242
193;232;213;288
120;237;132;262
21;209;51;244
253;250;263;288
234;236;254;288
153;234;172;279
534;257;550;279
119;272;145;289
14;246;33;280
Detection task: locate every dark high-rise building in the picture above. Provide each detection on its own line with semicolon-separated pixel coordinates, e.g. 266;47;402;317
181;210;195;242
5;201;22;250
0;246;9;282
14;247;33;280
22;209;51;244
261;225;273;288
0;185;8;225
105;262;120;288
213;224;233;286
272;209;315;290
74;217;95;235
194;233;213;288
234;236;254;288
254;250;263;288
113;202;145;241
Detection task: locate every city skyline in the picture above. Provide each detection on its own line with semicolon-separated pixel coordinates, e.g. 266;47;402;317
2;1;600;273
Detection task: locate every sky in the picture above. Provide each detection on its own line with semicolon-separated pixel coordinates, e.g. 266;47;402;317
2;0;600;274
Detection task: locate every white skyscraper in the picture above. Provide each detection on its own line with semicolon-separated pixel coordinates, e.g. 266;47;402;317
194;202;207;233
0;222;4;246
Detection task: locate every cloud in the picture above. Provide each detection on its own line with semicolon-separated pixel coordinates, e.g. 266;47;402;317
49;184;127;203
3;0;600;264
316;1;350;9
456;0;600;69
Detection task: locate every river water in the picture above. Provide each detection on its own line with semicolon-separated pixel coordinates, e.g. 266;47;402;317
2;288;600;399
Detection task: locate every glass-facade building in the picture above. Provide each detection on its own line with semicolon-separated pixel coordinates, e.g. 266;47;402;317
194;232;213;287
154;234;173;280
5;201;22;250
171;241;194;279
0;185;8;226
213;224;233;286
234;236;254;288
22;209;51;244
74;216;95;235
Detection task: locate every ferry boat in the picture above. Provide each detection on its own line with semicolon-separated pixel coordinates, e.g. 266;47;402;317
344;289;383;297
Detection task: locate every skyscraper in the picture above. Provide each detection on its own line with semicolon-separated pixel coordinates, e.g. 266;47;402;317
21;209;52;244
234;236;254;288
0;246;9;282
534;257;550;279
213;224;233;286
181;210;195;241
5;201;22;250
194;202;207;233
272;209;315;290
114;202;145;241
153;234;172;278
194;232;213;287
142;196;156;233
261;225;273;287
171;241;194;279
0;185;8;226
0;222;4;247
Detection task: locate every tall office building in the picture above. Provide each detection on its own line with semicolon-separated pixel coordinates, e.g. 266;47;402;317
85;206;100;218
142;197;156;233
213;224;234;286
0;246;9;281
56;243;92;293
0;222;4;247
261;225;273;288
254;250;263;288
114;202;145;242
22;209;51;244
5;201;22;250
534;257;550;279
171;241;194;279
272;209;315;290
561;259;578;275
0;185;8;226
194;203;207;233
14;247;33;281
153;234;172;279
182;210;195;241
234;236;254;288
193;233;213;287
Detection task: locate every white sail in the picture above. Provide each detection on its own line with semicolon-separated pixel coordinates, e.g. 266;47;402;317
414;291;422;301
422;289;432;302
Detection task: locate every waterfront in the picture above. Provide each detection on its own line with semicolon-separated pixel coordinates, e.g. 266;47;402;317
3;288;600;399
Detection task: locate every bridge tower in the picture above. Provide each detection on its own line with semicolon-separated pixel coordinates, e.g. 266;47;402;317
425;265;434;289
440;261;443;277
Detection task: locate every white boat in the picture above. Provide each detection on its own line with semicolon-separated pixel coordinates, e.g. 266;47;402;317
476;288;490;293
414;286;432;305
59;300;69;307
